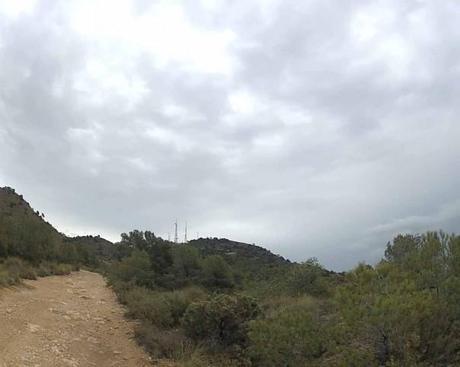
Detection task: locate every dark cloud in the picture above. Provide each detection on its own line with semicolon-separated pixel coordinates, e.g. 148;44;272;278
1;0;459;270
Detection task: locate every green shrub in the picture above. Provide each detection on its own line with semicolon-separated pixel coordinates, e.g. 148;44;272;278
118;285;208;329
285;259;330;297
201;255;235;290
0;257;44;286
135;322;194;359
36;262;53;277
182;294;260;348
53;263;73;275
179;350;248;367
172;245;202;282
0;264;20;286
2;257;37;280
108;250;155;288
247;296;330;367
124;287;174;327
34;262;72;276
162;287;208;325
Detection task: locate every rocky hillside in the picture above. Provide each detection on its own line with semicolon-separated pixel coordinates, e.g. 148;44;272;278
187;237;291;279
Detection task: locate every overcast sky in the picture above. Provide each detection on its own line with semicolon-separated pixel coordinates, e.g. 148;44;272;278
1;0;459;270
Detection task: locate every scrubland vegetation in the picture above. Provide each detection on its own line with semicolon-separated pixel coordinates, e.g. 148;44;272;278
105;230;460;366
2;186;460;366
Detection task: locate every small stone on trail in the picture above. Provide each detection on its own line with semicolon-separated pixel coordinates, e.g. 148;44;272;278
28;323;40;333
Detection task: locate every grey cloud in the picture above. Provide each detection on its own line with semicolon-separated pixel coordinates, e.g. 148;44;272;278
0;0;459;270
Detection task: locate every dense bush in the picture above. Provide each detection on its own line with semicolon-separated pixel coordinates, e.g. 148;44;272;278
201;255;235;290
0;265;16;286
35;262;73;276
284;258;330;297
171;245;202;285
108;250;156;288
248;296;330;366
124;287;175;327
2;257;37;280
182;294;260;348
114;285;207;328
179;349;248;367
334;232;460;366
135;323;193;359
0;258;30;286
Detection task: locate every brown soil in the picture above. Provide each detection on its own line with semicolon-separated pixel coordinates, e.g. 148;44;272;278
0;270;173;367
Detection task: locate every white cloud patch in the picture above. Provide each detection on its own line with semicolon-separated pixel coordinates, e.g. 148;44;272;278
0;0;37;18
145;126;194;152
228;89;260;115
70;0;237;75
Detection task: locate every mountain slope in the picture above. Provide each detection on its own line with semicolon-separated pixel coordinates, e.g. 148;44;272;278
0;187;63;261
187;237;291;280
189;237;289;265
0;187;113;265
64;235;115;263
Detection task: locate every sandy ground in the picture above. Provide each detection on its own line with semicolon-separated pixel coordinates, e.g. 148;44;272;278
0;271;170;367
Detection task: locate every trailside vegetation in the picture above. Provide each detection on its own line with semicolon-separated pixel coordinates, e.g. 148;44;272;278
106;230;460;367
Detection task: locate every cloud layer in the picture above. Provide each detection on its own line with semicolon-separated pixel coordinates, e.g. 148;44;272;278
1;0;459;270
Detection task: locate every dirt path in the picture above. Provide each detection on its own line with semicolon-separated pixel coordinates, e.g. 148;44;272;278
0;271;167;367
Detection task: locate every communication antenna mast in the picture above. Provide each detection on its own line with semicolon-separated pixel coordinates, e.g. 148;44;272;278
174;220;178;244
184;222;188;243
167;232;170;242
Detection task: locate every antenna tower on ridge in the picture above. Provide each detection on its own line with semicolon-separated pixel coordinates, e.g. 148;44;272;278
174;220;178;244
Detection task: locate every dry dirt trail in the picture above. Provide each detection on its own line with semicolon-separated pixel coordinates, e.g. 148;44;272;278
0;271;172;367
